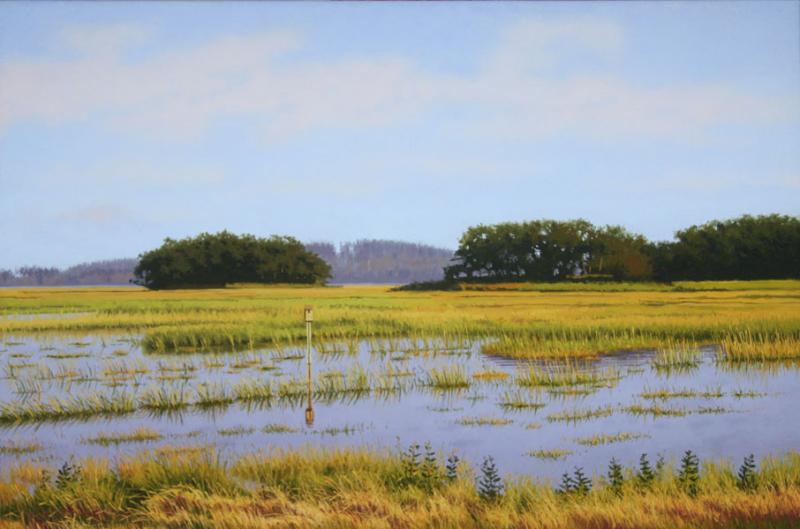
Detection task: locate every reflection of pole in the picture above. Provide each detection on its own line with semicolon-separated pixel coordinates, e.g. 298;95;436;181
304;305;314;426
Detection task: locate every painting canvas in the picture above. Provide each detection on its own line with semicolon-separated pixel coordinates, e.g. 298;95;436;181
0;1;799;528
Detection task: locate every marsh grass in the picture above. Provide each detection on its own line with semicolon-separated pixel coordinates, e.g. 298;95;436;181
262;423;299;434
720;333;800;363
139;386;190;411
423;365;471;389
473;369;510;382
218;426;256;437
526;449;573;460
623;403;688;417
83;427;162;446
640;386;725;400
0;441;41;454
515;363;619;389
3;446;798;529
651;341;703;371
574;432;649;446
733;388;766;398
546;405;614;423
0;393;136;423
498;390;545;411
457;416;513;427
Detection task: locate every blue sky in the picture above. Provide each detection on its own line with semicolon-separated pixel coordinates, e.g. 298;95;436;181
1;1;798;268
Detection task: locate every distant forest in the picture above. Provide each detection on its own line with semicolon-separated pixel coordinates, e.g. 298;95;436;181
0;240;455;286
305;240;454;284
0;259;138;287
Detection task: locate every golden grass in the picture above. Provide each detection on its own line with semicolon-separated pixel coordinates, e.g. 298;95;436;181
0;282;798;360
1;448;799;529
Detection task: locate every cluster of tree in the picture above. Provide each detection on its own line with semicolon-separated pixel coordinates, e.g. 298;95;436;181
444;219;651;281
0;259;137;287
304;240;454;284
648;214;800;281
133;232;330;289
444;215;799;282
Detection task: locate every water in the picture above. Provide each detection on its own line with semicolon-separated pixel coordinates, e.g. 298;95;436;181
1;335;798;481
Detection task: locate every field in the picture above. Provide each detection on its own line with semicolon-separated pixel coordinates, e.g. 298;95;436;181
1;281;799;528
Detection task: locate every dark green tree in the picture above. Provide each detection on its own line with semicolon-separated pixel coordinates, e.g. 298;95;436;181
573;467;592;495
420;442;440;492
636;453;655;490
558;472;576;495
478;456;503;501
678;450;700;497
737;454;757;492
133;231;331;289
446;454;460;482
607;457;625;497
651;214;800;281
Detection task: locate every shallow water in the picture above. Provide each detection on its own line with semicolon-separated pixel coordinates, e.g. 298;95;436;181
1;335;799;481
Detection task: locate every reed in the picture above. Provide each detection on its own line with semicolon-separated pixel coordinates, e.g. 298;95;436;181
423;365;471;389
720;332;800;362
651;341;703;371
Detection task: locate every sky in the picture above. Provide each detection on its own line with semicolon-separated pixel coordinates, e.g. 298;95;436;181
0;1;798;269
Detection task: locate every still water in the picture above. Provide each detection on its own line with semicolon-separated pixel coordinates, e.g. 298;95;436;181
1;335;798;481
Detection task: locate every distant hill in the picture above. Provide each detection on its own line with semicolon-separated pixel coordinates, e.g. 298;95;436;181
305;240;454;284
0;240;454;286
0;258;138;286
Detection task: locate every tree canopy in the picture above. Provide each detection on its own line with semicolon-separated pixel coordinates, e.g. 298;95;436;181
649;214;800;281
444;215;799;283
133;231;331;289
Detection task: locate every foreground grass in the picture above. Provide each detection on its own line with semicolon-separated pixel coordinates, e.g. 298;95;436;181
0;447;799;529
1;282;799;360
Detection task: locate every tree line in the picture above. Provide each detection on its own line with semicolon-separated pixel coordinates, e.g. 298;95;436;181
444;214;799;282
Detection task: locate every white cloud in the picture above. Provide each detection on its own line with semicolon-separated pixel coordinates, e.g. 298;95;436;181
0;18;794;143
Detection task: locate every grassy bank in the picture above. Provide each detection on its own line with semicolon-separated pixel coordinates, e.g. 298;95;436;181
0;446;798;529
1;282;799;359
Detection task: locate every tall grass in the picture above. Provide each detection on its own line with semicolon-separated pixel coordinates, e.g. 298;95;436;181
1;447;799;529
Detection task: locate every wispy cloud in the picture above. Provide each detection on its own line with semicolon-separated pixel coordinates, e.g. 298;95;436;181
0;18;795;143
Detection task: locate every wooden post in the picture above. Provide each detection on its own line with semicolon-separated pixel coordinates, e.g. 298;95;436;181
304;305;314;425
